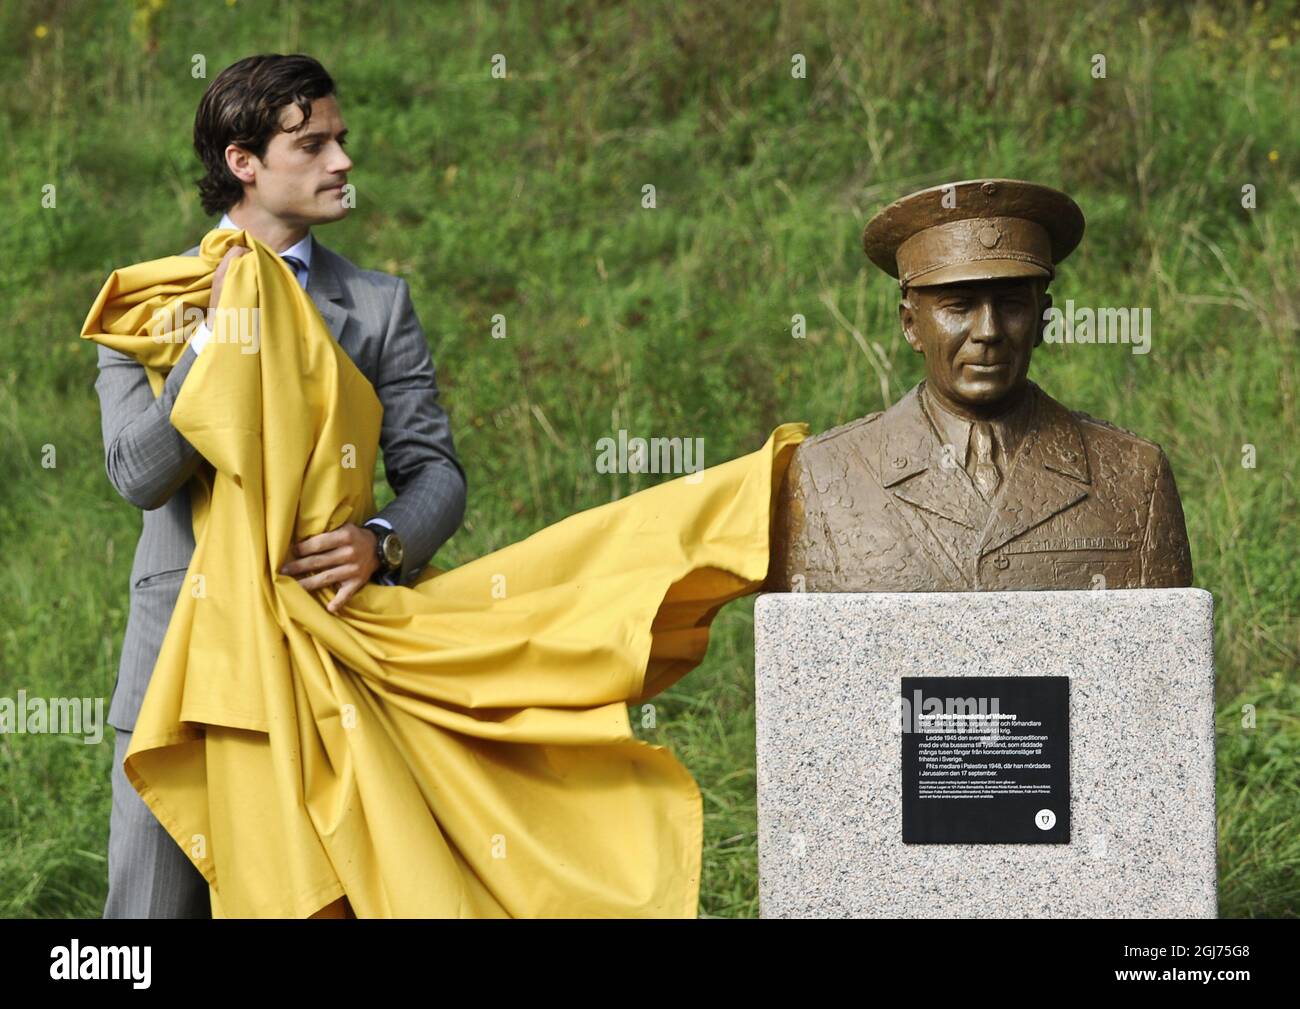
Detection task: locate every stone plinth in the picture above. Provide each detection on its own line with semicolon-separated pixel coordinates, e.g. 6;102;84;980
754;590;1217;918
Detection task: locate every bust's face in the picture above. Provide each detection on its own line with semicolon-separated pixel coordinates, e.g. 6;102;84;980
900;278;1049;416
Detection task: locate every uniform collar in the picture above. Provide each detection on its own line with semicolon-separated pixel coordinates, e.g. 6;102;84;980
919;382;1034;469
875;381;1091;542
881;381;1086;485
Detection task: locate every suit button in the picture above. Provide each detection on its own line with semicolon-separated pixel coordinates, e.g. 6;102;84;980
993;554;1010;570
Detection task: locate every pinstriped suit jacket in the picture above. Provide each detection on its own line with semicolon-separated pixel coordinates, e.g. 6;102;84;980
93;233;467;731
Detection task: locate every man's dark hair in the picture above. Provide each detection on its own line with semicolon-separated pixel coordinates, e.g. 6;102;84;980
193;54;336;217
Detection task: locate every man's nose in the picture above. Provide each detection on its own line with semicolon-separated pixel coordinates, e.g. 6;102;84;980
330;145;353;174
969;300;1001;343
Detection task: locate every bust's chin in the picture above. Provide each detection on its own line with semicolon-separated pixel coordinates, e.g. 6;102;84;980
933;373;1030;417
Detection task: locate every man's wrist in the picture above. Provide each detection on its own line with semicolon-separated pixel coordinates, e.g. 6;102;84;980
363;518;402;582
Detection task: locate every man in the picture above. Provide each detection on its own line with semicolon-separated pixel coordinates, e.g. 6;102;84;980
768;178;1192;592
95;54;466;917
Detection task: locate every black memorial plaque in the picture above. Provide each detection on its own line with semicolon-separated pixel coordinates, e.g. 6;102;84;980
901;676;1070;844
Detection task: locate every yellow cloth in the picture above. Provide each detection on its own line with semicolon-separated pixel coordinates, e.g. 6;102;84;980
81;228;807;917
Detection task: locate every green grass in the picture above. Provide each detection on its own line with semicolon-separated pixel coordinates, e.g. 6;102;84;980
0;0;1296;917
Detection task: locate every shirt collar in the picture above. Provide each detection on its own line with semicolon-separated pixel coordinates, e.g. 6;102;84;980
217;212;312;270
919;381;1032;466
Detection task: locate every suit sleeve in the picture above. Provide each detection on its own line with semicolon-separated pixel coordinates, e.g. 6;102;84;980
370;277;467;585
93;341;205;511
1140;447;1194;587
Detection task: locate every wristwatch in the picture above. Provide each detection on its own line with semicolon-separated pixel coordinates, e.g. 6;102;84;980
363;520;404;578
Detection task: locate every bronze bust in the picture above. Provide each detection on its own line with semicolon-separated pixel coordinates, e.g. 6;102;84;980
769;179;1193;592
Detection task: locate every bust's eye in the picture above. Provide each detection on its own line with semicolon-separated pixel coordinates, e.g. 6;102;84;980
942;298;972;311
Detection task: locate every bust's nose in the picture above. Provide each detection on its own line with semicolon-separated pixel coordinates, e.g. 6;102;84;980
968;300;1002;343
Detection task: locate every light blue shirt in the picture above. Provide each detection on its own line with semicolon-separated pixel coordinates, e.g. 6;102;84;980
218;210;312;288
196;213;397;585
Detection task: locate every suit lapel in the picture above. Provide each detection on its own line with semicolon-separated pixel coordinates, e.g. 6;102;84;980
977;386;1091;556
305;234;354;349
879;384;988;530
183;233;355;350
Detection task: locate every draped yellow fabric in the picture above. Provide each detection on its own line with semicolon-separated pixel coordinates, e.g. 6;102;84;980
81;228;807;918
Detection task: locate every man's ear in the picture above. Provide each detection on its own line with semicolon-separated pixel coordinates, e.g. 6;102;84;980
1034;284;1053;348
899;288;923;354
224;143;258;187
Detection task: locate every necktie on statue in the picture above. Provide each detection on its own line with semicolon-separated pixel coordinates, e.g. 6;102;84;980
970;421;1001;500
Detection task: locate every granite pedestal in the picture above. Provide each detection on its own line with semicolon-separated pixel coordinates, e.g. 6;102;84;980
754;589;1216;918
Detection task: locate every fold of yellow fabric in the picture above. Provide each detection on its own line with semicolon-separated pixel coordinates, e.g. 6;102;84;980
81;228;808;918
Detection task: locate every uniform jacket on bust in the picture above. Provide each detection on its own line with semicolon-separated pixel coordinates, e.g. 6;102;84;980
768;380;1193;592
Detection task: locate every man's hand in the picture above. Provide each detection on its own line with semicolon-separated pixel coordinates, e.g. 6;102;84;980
207;245;249;327
278;523;380;614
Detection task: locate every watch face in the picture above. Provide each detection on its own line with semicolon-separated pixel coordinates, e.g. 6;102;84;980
382;535;403;569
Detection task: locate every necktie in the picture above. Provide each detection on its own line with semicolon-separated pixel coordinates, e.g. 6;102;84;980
970;421;1001;500
281;254;307;288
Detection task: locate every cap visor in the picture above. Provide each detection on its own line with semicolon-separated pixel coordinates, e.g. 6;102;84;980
905;260;1050;288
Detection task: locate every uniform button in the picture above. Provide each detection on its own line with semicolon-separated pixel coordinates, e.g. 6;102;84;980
993;554;1010;569
892;456;908;469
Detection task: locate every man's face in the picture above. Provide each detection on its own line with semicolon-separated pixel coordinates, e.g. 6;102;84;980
900;278;1049;415
228;94;353;226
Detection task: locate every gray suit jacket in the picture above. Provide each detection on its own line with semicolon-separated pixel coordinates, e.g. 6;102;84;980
94;233;467;731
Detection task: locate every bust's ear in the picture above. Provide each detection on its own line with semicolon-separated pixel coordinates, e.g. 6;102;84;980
1034;284;1053;348
899;288;923;353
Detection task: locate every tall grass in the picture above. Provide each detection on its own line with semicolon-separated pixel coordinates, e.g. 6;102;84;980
0;0;1295;917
